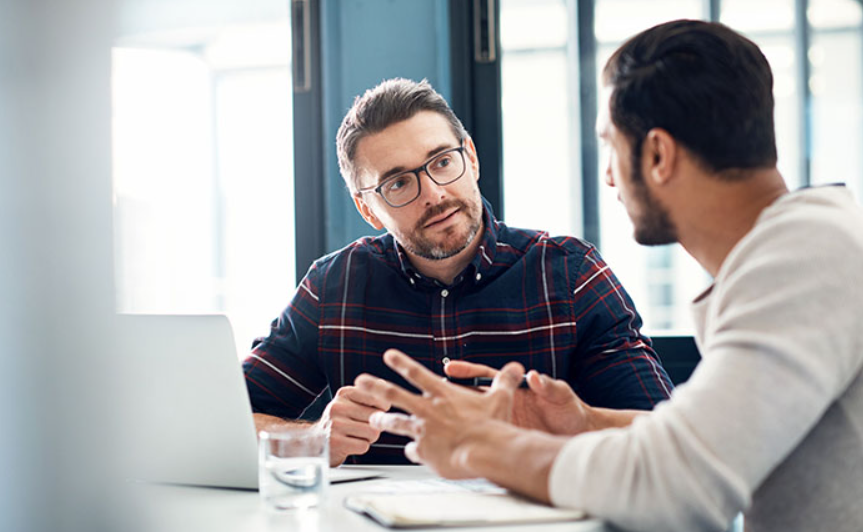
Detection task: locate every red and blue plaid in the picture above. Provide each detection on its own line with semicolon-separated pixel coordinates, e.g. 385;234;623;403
244;201;672;463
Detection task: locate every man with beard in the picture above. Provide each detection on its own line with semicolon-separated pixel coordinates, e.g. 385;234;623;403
355;21;863;532
243;78;672;466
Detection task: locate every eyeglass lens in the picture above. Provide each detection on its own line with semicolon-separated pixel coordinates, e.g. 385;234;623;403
381;149;465;207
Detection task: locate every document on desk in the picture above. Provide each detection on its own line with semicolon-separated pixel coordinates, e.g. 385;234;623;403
344;478;586;528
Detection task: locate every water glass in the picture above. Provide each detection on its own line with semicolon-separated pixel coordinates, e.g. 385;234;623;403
258;428;329;510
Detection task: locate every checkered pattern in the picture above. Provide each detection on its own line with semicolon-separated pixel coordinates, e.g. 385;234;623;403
244;200;672;463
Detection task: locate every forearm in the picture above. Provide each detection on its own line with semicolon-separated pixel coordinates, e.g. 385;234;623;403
586;406;646;431
459;421;570;504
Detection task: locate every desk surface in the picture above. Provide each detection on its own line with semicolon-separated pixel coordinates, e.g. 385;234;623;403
129;465;609;532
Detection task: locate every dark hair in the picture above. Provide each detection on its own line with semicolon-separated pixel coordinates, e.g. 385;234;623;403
336;78;468;192
603;19;777;177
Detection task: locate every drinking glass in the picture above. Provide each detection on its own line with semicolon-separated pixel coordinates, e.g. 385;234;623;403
258;428;329;510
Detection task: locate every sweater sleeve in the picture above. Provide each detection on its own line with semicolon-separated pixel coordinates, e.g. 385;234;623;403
548;206;863;531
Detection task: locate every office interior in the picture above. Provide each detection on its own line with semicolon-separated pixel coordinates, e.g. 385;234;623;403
2;0;861;531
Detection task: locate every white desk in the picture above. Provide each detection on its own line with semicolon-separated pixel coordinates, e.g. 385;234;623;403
129;465;610;532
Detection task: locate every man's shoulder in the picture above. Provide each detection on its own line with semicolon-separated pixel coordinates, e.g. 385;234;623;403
496;221;597;260
311;234;392;270
302;235;395;289
744;187;863;264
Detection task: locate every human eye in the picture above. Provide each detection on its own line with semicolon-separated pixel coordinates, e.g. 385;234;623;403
384;174;412;192
431;153;454;170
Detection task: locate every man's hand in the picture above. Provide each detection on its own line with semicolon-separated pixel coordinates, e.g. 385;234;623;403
317;386;391;466
355;349;525;479
444;360;595;435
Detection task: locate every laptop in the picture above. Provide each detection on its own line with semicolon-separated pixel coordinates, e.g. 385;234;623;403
117;314;259;490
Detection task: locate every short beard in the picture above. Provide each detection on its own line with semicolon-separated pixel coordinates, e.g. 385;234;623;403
630;149;677;246
401;197;483;260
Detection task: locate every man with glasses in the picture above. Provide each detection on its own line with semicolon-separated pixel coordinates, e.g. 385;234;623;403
243;78;672;465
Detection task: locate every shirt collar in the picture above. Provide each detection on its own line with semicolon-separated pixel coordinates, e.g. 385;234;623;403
469;197;500;279
391;196;500;287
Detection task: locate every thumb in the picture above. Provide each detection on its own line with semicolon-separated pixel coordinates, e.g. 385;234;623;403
527;370;575;403
492;361;525;394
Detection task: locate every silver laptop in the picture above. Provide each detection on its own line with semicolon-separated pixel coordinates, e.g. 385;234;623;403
117;314;259;490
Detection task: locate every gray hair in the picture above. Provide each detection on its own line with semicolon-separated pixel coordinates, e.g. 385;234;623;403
336;78;468;193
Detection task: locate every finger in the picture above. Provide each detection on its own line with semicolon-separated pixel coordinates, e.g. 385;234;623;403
330;392;386;423
383;349;448;395
344;402;386;424
491;361;525;393
337;385;392;412
525;370;545;392
526;370;575;403
330;391;387;425
404;441;422;464
369;412;423;438
329;433;372;460
443;360;498;379
329;416;380;442
355;373;430;415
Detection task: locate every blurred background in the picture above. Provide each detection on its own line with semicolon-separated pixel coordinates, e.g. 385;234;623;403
3;0;861;530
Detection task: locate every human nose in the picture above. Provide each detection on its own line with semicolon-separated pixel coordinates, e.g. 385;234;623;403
603;155;615;187
417;168;448;204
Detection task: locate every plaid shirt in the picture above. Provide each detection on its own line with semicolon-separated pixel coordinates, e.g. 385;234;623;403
244;200;672;463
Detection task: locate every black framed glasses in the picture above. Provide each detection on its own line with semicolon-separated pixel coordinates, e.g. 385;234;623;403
357;145;467;208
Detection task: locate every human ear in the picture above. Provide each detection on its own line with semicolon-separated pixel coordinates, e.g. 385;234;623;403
644;128;676;186
353;194;385;230
464;137;480;181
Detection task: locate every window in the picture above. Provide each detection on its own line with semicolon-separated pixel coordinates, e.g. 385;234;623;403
500;0;863;335
112;3;294;356
499;0;576;237
808;0;863;198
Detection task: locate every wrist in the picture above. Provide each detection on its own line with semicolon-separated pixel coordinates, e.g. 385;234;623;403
583;404;603;432
586;406;644;430
459;422;566;504
455;420;513;476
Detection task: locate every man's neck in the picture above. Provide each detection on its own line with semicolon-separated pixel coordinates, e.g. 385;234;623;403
405;220;485;286
676;168;788;277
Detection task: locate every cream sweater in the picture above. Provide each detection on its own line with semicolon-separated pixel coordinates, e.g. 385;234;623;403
549;186;863;531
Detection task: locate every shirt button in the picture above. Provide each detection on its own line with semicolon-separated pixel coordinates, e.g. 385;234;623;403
409;278;415;285
442;357;451;365
475;273;482;281
441;289;449;297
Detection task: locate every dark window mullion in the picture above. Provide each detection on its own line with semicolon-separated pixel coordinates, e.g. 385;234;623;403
449;0;504;219
292;0;326;285
576;0;599;247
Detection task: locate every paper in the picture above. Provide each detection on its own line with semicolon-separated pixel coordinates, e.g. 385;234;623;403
353;477;505;494
344;490;585;528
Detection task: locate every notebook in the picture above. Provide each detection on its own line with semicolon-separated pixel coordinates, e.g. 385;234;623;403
345;491;586;528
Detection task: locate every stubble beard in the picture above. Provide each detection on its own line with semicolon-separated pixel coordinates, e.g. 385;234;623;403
630;157;678;246
400;196;483;261
632;185;678;245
